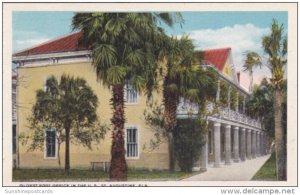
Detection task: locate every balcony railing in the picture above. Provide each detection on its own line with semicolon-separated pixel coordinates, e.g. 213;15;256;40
177;99;262;129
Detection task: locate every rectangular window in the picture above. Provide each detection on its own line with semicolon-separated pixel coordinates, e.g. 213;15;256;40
126;127;138;158
13;124;16;154
45;128;56;158
124;81;138;104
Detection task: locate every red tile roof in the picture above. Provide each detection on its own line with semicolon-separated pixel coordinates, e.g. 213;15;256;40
13;32;86;56
13;32;231;72
202;47;231;71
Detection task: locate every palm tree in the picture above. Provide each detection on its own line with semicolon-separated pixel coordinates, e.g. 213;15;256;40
72;12;179;180
245;80;273;128
243;51;262;92
160;35;218;171
184;66;218;108
30;75;99;172
161;36;193;171
243;19;287;180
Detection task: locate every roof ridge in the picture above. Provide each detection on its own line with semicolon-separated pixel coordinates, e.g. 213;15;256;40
13;31;81;56
201;47;232;71
202;47;231;51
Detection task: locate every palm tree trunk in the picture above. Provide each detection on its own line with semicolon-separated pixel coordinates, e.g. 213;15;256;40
274;89;286;180
167;131;175;171
163;84;178;172
109;84;127;180
65;127;70;172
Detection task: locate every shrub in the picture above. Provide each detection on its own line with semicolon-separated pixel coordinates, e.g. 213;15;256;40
174;118;206;172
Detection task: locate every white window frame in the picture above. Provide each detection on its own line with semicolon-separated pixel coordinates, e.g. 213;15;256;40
124;81;139;105
125;125;140;159
44;128;58;159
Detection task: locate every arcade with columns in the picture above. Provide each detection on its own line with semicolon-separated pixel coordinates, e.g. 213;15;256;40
177;65;269;171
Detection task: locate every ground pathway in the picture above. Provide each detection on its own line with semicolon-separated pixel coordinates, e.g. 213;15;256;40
182;154;271;181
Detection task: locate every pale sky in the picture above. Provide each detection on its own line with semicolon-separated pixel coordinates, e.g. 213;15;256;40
13;11;288;90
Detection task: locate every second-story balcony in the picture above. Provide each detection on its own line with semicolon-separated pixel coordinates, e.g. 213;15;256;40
177;99;262;129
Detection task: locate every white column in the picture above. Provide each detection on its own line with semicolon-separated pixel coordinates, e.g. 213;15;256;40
252;130;256;158
246;129;252;160
216;80;220;102
200;133;208;171
261;132;264;155
233;126;239;162
240;128;246;161
243;96;246;114
210;130;214;154
256;131;260;157
236;93;239;112
214;122;221;168
225;124;231;165
228;86;231;108
259;132;262;156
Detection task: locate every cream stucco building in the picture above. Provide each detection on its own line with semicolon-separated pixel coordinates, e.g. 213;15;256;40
12;32;268;171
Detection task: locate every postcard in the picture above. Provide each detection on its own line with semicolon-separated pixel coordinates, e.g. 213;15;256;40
2;2;298;190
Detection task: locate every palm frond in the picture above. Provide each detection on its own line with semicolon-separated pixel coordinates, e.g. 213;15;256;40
124;48;145;66
129;76;146;93
93;44;117;71
243;51;262;73
106;66;127;85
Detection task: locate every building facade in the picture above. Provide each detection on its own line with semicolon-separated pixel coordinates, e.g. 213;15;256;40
12;32;268;170
178;48;268;170
12;72;17;168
